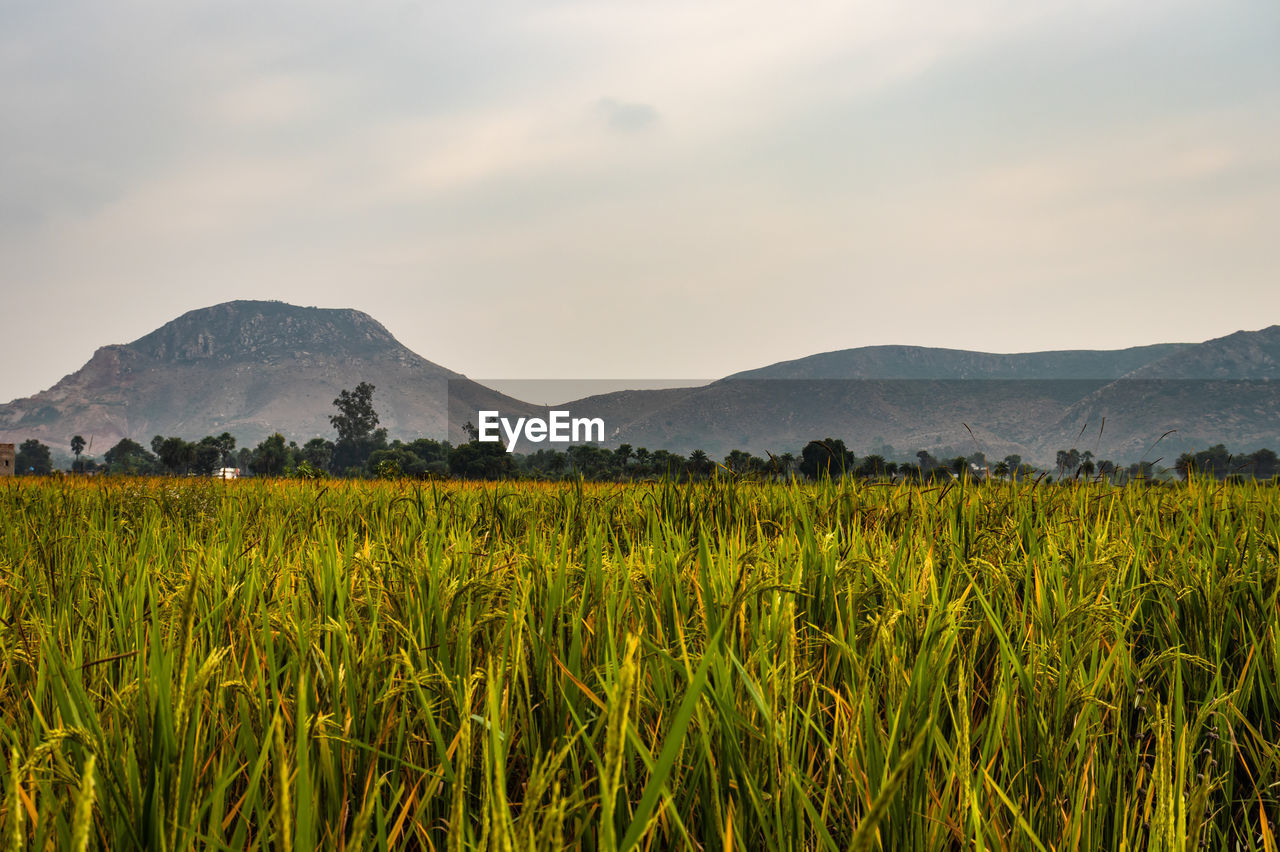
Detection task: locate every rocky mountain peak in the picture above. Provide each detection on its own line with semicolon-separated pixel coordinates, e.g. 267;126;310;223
0;300;493;450
128;300;412;366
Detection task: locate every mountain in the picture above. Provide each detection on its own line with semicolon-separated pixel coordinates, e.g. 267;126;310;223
0;301;528;451
1117;326;1280;380
3;301;1277;467
1039;325;1280;461
561;376;1101;463
556;328;1280;464
726;342;1194;381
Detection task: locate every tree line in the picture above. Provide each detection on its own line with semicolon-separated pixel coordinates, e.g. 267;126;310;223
7;383;1278;483
1174;445;1279;481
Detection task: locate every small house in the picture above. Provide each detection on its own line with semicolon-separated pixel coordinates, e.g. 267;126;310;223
0;443;13;477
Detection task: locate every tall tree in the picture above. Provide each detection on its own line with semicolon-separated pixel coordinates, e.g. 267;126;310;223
70;435;86;472
330;382;380;444
157;437;193;475
103;438;158;475
1249;448;1278;479
1079;456;1096;479
191;437;223;476
215;433;237;468
777;452;796;478
613;444;634;474
300;438;334;472
688;449;713;479
799;439;854;480
857;454;890;479
723;449;755;475
330;382;386;472
250;434;289;477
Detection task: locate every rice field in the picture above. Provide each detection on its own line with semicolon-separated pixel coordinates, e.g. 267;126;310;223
2;475;1279;850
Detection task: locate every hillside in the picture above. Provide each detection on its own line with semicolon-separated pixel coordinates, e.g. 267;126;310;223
1039;325;1280;460
3;302;1276;467
726;342;1194;381
558;328;1280;464
0;301;528;450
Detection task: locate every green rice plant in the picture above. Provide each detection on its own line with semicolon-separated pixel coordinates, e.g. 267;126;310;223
0;474;1277;849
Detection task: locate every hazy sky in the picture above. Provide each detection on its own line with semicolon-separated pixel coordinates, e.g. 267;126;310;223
2;0;1278;403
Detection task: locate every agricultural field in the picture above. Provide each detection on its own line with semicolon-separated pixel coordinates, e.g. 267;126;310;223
2;476;1279;850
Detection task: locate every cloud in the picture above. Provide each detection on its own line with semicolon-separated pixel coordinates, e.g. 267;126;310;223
0;0;1278;405
592;98;659;133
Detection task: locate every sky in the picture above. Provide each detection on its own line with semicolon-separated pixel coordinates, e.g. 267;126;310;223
2;0;1278;404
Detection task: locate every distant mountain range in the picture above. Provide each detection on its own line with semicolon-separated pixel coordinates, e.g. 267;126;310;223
2;300;1278;466
568;329;1280;463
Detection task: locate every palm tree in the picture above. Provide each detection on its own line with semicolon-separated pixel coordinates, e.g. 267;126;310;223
215;432;237;468
70;435;86;472
688;450;711;479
